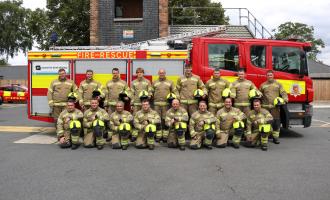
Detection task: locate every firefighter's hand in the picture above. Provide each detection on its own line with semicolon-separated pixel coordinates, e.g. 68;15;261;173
59;136;65;144
199;120;205;126
65;117;71;123
174;117;179;122
171;119;175;124
89;116;95;121
143;120;149;125
80;104;85;110
246;135;252;142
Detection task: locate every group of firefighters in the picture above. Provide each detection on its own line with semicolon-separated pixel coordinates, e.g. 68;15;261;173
48;65;288;151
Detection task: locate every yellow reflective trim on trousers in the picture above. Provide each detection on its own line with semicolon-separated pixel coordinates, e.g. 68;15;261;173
154;102;168;106
178;137;186;145
121;139;129;145
204;138;213;145
71;135;80;143
234;102;250;106
162;130;169;138
180;99;198;104
147;137;155;145
272;131;280;138
260;135;268;145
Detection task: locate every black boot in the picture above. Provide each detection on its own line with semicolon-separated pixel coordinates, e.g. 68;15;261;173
148;144;155;150
273;138;280;144
190;144;199;150
97;145;104;150
179;145;185;151
71;144;79;150
215;143;226;148
112;143;121;149
261;145;268;151
122;145;128;150
204;145;213;150
232;143;240;149
60;142;71;149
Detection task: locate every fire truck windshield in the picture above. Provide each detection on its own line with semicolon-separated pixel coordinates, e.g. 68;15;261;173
272;46;307;75
208;44;240;71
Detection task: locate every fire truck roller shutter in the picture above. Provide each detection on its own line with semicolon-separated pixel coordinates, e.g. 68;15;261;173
30;61;71;116
75;60;128;86
131;60;185;84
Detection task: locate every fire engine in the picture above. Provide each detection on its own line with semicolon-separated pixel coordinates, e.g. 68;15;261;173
27;26;313;128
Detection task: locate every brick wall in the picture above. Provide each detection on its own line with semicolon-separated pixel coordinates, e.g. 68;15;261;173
91;0;169;45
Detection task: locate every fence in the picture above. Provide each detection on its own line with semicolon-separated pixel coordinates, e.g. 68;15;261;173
313;79;330;101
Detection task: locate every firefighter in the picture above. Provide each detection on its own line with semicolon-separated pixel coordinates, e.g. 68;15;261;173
47;68;77;121
131;67;152;115
165;99;189;150
189;101;217;150
176;64;207;116
56;100;83;149
83;98;110;150
105;68;131;115
205;69;231;115
109;101;133;150
260;70;288;144
230;69;260;116
133;100;161;150
152;69;178;142
246;98;274;151
215;97;246;149
78;69;105;111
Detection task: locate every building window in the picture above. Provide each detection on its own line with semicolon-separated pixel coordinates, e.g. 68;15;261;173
208;44;239;71
115;0;143;18
250;45;266;68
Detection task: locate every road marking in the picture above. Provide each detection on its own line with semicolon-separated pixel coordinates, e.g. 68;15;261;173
14;134;57;144
0;126;55;133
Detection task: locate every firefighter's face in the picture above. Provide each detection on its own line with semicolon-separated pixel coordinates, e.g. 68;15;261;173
113;70;119;79
253;100;261;111
142;101;150;111
267;72;274;81
238;71;245;80
213;70;220;79
116;102;124;112
58;70;66;80
67;102;75;112
158;69;166;79
199;102;207;112
172;99;180;110
224;98;232;109
184;67;192;76
137;71;144;78
86;72;93;80
90;99;99;109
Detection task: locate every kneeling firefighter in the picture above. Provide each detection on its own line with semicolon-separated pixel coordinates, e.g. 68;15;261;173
109;101;133;150
165;99;189;150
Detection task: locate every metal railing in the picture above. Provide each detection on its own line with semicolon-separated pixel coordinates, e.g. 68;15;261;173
170;7;273;39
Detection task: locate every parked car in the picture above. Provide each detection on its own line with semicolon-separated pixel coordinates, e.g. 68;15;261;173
0;84;28;103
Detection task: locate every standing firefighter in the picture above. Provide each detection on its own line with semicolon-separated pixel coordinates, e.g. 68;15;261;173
176;65;207;116
83;98;110;150
230;69;260;116
133;100;161;150
246;99;273;151
189;101;217;150
56;100;83;149
78;69;105;111
105;68;131;114
165;99;189;150
47;68;77;120
215;97;246;149
205;69;231;115
260;70;288;144
131;67;152;114
152;69;178;142
109;101;133;150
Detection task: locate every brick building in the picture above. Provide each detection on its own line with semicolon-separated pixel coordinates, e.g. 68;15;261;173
90;0;169;45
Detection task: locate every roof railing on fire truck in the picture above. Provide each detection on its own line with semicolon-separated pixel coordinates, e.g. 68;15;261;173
50;25;227;51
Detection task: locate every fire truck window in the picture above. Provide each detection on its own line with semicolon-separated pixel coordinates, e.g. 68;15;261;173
250;45;266;68
115;0;143;18
272;47;302;74
208;44;239;71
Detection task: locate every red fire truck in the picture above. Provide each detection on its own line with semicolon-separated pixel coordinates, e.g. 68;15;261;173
27;35;313;128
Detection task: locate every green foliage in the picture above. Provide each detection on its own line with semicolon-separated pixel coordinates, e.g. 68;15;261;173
0;0;33;59
273;22;325;61
169;0;229;25
0;58;8;65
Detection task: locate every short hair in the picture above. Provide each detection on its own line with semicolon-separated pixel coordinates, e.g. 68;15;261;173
237;68;245;73
86;69;93;73
112;68;119;73
185;64;192;69
141;99;150;104
67;100;76;104
199;100;207;106
116;101;124;106
136;67;144;73
266;70;274;74
58;68;66;73
223;97;232;102
253;98;261;104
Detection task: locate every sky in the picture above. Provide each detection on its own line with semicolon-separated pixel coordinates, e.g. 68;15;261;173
6;0;330;66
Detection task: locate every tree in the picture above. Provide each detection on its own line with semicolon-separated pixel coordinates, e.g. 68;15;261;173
273;22;325;61
169;0;229;25
0;0;33;60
